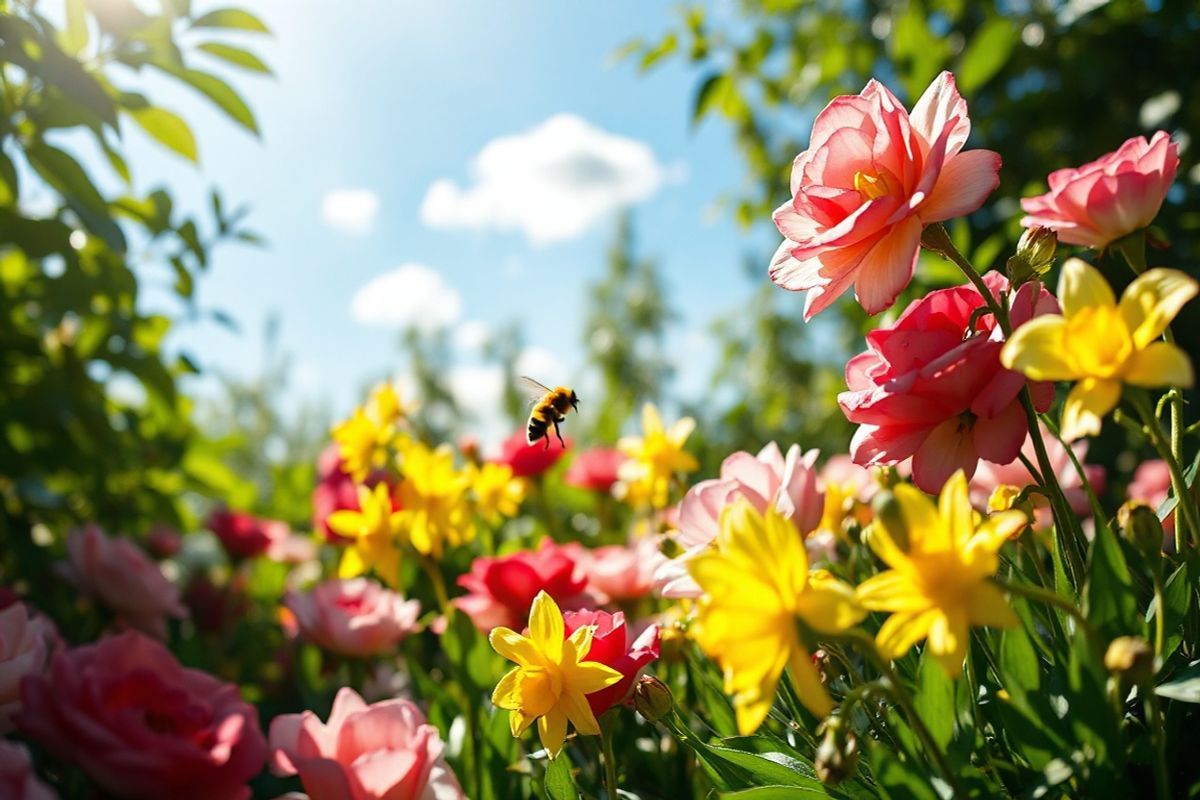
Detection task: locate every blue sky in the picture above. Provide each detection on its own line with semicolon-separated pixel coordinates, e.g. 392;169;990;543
115;0;782;444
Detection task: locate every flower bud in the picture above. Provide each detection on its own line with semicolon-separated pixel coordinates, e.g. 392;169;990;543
1007;227;1057;286
1117;501;1164;559
868;491;908;553
814;716;859;786
1104;636;1154;686
632;675;674;722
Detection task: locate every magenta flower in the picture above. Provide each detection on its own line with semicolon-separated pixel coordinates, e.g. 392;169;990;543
839;274;1057;493
454;539;595;632
562;610;659;715
284;578;421;658
1021;131;1179;249
771;71;1001;319
564;447;626;493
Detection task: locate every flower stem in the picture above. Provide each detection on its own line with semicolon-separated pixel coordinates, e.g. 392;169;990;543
1039;415;1108;525
1145;689;1172;800
999;579;1100;653
600;715;620;800
419;553;452;615
1129;389;1200;547
1152;562;1167;662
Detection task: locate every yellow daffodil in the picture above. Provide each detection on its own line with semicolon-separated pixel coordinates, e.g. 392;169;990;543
331;408;391;482
856;471;1026;676
490;591;623;757
1001;258;1197;440
396;441;474;558
470;462;526;525
328;483;404;587
366;381;413;428
687;499;864;734
616;403;699;509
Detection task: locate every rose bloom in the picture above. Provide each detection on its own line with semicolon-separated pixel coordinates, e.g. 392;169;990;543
563;447;626;493
314;444;363;544
655;442;824;598
454;539;594;632
269;687;464;800
771;71;1001;319
17;631;266;800
0;740;55;800
0;601;55;733
492;429;570;478
1020;131;1179;249
569;536;660;602
63;524;187;640
562;610;660;715
145;524;183;558
207;507;313;563
284;578;421;658
839;274;1057;493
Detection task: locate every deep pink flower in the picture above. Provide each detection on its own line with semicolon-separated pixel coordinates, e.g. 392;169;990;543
492;429;570;478
454;540;593;632
17;631;266;800
839;274;1057;493
269;687;464;800
145;524;183;558
655;442;823;598
285;578;420;658
771;71;1001;319
0;601;56;733
63;524;186;640
564;448;626;493
208;508;315;564
1021;131;1179;248
570;537;660;602
0;740;56;800
562;610;659;715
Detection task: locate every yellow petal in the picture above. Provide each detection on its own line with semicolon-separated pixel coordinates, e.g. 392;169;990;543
1060;378;1121;441
528;591;564;662
927;611;969;677
895;483;945;553
938;471;974;551
1001;315;1078;381
641;403;664;436
1059;257;1115;318
969;510;1027;556
787;646;833;720
732;678;777;736
855;570;927;613
538;708;569;758
795;578;865;633
565;624;594;663
569;660;624;694
509;709;536;737
1119;268;1198;348
490;627;542;666
669;416;697;445
492;667;523;708
876;608;937;660
1123;341;1194;388
561;691;601;736
327;510;365;538
337;546;366;579
964;582;1020;630
863;520;909;571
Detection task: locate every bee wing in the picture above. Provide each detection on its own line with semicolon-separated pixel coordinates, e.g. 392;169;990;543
518;375;553;407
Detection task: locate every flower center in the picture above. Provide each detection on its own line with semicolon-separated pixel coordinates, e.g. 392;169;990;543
1065;305;1132;377
853;170;889;201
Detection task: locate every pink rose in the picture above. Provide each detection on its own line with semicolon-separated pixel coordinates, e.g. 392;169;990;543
563;448;626;493
570;537;660;602
268;687;464;800
771;71;1001;319
655;442;823;598
1021;131;1179;249
562;610;659;715
17;631;266;799
0;740;56;800
0;601;55;733
63;524;186;639
285;578;421;658
454;539;594;632
839;274;1057;493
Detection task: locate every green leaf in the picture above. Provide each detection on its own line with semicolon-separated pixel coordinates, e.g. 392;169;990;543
1148;562;1191;658
1155;659;1200;703
640;32;678;70
1084;527;1139;640
196;42;272;74
542;756;578;800
957;18;1016;93
913;648;955;751
151;62;259;134
693;72;728;126
871;747;938;800
127;106;198;162
61;0;91;55
26;142;126;251
189;8;270;33
998;617;1041;698
720;787;834;799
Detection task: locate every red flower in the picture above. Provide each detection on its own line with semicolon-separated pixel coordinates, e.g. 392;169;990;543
839;274;1057;493
207;507;287;559
17;631;266;800
313;445;399;545
564;447;626;493
493;429;570;478
562;610;659;715
454;540;593;632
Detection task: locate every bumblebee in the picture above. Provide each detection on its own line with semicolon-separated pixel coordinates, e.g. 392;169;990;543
521;376;579;449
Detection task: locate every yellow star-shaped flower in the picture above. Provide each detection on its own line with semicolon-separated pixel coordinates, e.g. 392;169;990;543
616;403;699;509
328;483;404;588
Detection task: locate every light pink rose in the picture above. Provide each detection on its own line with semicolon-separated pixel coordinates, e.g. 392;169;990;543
0;740;56;800
17;631;266;800
0;601;55;733
269;687;464;800
285;578;421;658
1128;459;1174;535
654;442;823;598
1021;131;1179;248
771;71;1001;319
63;524;187;639
570;536;660;602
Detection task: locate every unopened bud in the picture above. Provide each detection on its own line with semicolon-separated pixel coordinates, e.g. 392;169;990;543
1104;636;1154;686
1007;227;1057;286
814;716;859;786
1117;501;1164;559
632;675;674;722
868;491;909;553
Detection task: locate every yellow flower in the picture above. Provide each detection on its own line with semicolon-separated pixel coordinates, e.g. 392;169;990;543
470;462;526;525
1001;258;1197;441
855;471;1026;676
396;442;474;558
331;408;391;482
616;403;699;509
328;483;404;588
687;499;864;734
490;591;623;758
366;381;413;428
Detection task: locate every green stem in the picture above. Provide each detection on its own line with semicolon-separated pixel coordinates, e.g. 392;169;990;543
419;554;452;615
1000;579;1100;653
600;716;619;800
1040;415;1108;525
1145;689;1171;800
1129;390;1200;547
1152;563;1167;662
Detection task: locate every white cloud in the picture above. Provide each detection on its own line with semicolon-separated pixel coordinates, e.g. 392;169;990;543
350;263;462;331
420;114;667;245
447;363;509;448
321;188;380;235
516;346;568;387
454;319;492;351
